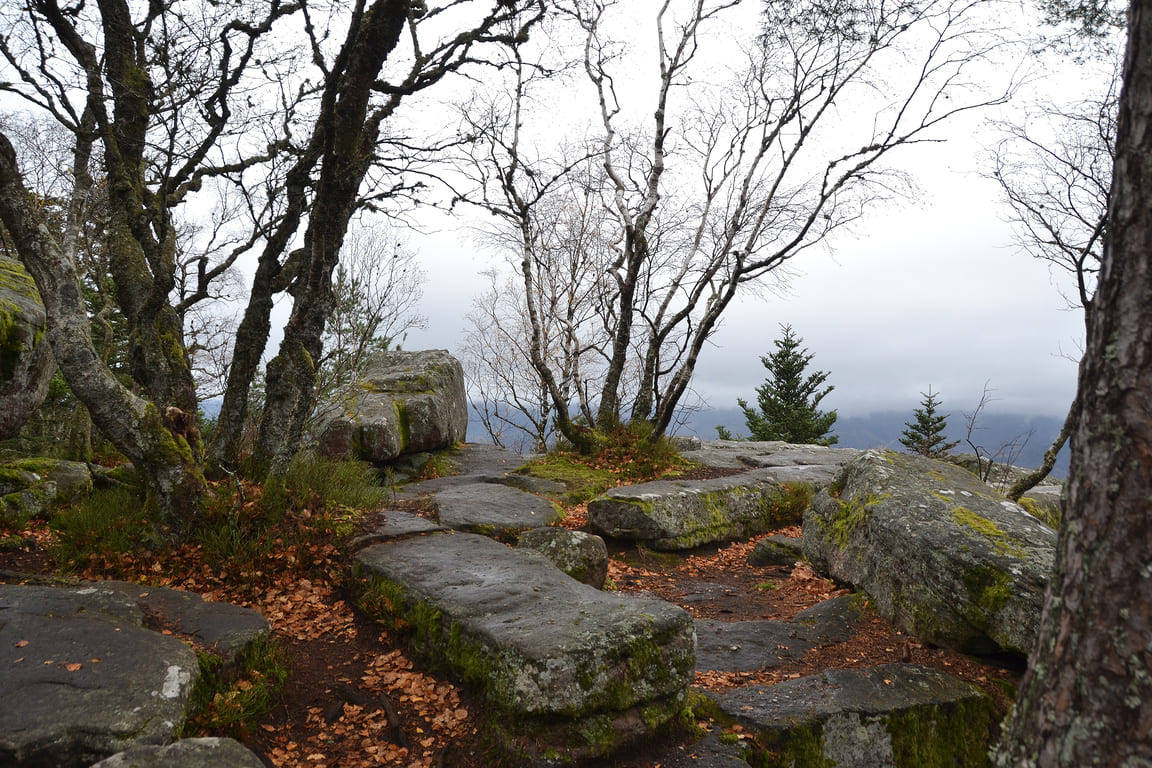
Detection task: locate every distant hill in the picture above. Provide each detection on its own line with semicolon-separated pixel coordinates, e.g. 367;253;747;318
683;408;1069;478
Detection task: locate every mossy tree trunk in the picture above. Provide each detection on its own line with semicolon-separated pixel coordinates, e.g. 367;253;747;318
993;2;1152;762
0;132;205;529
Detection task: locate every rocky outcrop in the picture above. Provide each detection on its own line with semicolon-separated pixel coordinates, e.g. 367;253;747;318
588;469;814;551
0;255;54;440
0;582;270;768
89;738;266;768
355;532;695;762
803;450;1056;656
1;459;93;523
314;349;467;464
517;527;608;589
717;664;997;768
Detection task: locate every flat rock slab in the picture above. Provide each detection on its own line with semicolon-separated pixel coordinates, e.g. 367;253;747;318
588;468;813;550
355;532;695;760
349;509;447;549
0;585;199;768
681;441;860;474
718;663;997;768
696;594;864;672
92;581;269;661
432;483;561;535
90;738;265;768
663;733;752;768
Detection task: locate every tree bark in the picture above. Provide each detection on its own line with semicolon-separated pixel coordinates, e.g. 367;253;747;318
254;0;409;476
0;131;205;529
993;1;1152;762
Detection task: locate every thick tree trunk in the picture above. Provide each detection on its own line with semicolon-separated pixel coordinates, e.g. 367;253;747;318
254;0;409;476
0;132;205;530
993;2;1152;763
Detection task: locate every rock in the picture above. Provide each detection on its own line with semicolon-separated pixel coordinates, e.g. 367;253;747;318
1019;484;1063;528
717;664;997;768
0;255;55;440
662;732;752;768
91;581;270;663
88;738;266;768
587;468;813;550
432;483;562;537
349;509;448;549
314;349;467;463
803;450;1056;656
0;584;199;768
748;535;804;567
680;440;860;476
517;527;608;589
355;532;695;761
695;594;864;673
0;459;93;524
669;434;703;452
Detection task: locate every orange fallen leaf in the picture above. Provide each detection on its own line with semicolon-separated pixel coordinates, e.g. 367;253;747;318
14;640;28;648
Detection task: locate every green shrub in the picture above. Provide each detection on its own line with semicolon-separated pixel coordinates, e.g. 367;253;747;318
49;485;153;569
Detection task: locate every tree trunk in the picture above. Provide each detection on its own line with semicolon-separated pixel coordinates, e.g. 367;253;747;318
1004;392;1078;502
0;132;205;530
993;2;1152;763
254;0;409;476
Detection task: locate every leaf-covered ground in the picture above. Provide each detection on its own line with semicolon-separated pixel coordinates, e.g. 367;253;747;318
0;481;1021;768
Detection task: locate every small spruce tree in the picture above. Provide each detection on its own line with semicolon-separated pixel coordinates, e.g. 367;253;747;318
899;387;959;457
738;324;838;445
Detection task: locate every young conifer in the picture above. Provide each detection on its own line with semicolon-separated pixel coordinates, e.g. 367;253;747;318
738;324;838;445
899;387;959;457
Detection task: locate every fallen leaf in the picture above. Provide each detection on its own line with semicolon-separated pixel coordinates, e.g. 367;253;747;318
64;663;82;672
14;640;28;648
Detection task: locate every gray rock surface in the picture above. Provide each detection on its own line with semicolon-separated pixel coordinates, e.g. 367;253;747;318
0;585;199;768
314;349;467;463
587;468;810;550
355;532;695;760
748;535;804;567
804;450;1056;655
88;738;265;768
1020;484;1063;528
695;594;864;672
432;482;561;536
517;527;608;588
1;459;93;523
662;732;751;768
91;581;269;662
0;255;55;440
681;440;859;476
717;664;997;768
349;509;447;549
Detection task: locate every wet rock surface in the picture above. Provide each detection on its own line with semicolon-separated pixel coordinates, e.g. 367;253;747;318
432;482;561;535
89;738;266;768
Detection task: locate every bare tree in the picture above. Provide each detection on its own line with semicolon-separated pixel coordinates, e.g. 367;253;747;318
993;0;1152;759
0;0;543;523
990;60;1120;499
458;0;1017;451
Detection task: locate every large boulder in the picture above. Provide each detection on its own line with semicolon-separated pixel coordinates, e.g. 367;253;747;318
0;255;54;440
517;527;609;589
587;468;815;550
1;459;93;524
314;349;467;463
803;450;1056;656
355;532;695;762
